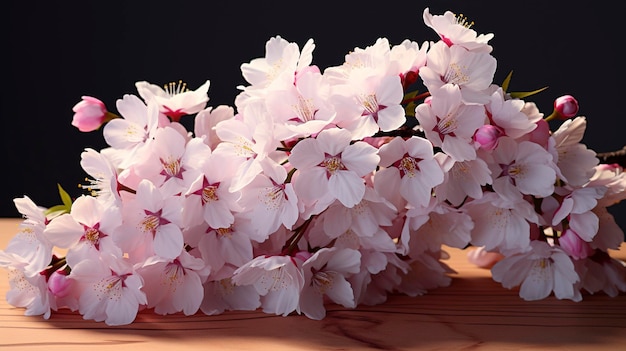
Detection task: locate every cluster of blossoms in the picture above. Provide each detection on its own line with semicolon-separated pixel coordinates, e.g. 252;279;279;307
2;8;625;326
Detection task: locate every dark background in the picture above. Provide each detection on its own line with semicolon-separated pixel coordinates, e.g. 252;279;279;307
2;1;624;232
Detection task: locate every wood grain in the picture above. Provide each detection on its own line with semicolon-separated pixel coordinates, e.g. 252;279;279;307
1;217;625;351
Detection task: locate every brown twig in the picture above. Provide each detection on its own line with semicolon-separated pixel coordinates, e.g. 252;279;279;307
596;146;626;168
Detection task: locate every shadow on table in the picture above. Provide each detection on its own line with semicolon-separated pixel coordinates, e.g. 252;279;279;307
37;276;626;350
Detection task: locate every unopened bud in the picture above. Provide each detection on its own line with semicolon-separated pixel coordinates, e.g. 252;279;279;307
474;124;504;150
554;95;579;120
559;229;593;260
71;96;110;132
48;270;72;297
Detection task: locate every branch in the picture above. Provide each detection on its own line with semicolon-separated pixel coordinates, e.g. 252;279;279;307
597;146;626;168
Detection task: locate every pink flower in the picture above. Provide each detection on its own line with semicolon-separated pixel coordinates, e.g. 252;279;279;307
422;8;494;53
474;124;503;150
71;96;112;132
70;253;147;325
289;127;380;209
375;136;444;208
559;229;594;260
48;270;73;298
554;95;579;119
231;254;305;316
492;241;581;301
135;80;211;122
299;247;361;320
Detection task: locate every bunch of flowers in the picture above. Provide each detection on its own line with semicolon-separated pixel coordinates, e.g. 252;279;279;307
2;8;625;326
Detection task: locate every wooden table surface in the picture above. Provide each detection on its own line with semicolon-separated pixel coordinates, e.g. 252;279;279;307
1;217;625;351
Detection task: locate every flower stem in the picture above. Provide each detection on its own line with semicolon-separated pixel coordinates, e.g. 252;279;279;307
283;216;314;255
401;91;431;105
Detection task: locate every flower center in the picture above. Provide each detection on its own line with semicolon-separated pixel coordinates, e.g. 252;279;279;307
95;275;126;301
163;80;189;97
261;183;285;210
203;184;219;203
292;95;316;122
312;270;335;294
216;227;232;237
321;154;345;176
160;156;184;180
163;260;184;291
444;62;469;85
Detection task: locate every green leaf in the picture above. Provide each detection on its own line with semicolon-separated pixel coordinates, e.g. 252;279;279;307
509;86;549;99
45;205;70;217
404;102;417;117
57;183;73;208
501;70;513;92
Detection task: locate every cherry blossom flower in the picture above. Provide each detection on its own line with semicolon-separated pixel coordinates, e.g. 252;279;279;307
265;69;336;140
79;148;121;207
473;124;503;150
491;240;581;301
550;116;599;187
401;198;473;254
389;39;429;89
213;103;279;192
415;84;486;161
200;266;261;315
314;188;397;240
231;254;305;316
72;96;115;132
114;179;184;261
299;247;361;319
70;253;147;325
422;7;494;53
236;36;315;108
575;251;626;297
433;153;492;207
484;88;538;141
133;126;210;196
7;197;53;276
559;229;594;259
587;163;626;208
135;80;210;122
196;215;255;274
43;195;123;267
489;137;557;202
396;250;455;296
1;263;54;319
194;105;235;150
137;250;206;316
323;37;394;85
591;207;625;251
375;136;445;208
182;151;241;230
237;160;299;239
419;40;497;105
331;72;406;140
289;127;380;209
465;193;539;254
551;95;579;120
102;95;160;169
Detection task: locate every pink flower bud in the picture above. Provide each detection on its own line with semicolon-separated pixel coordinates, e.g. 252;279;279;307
559;229;593;259
71;96;108;132
293;250;313;263
554;95;579;120
473;124;503;150
48;270;73;297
